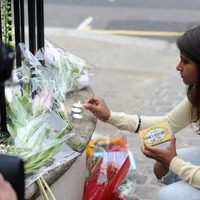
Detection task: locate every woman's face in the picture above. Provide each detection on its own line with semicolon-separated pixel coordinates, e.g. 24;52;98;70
176;52;198;85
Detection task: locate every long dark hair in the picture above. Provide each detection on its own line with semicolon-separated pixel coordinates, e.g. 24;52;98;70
176;25;200;128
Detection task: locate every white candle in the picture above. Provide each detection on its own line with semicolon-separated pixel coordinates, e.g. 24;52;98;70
72;113;83;119
71;107;82;113
73;101;83;108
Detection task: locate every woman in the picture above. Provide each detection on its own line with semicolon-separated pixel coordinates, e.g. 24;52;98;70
84;25;200;200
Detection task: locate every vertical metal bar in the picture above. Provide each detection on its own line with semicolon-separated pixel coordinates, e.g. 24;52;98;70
0;1;2;42
36;0;44;50
0;84;8;133
20;0;25;43
13;0;21;67
28;0;36;54
8;0;12;43
28;0;37;97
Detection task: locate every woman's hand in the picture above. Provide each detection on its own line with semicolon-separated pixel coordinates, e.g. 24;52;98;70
84;96;110;122
141;135;177;167
0;174;17;200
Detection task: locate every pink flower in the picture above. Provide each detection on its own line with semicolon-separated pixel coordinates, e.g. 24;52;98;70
44;47;65;65
32;89;52;114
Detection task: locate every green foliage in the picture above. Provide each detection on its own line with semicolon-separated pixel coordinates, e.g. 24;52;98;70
1;0;15;47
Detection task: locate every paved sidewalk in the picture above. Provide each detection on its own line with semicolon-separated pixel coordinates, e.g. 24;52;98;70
46;28;200;200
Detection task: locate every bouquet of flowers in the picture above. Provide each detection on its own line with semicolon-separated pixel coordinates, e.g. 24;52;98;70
18;42;96;123
35;40;93;95
0;42;95;199
83;135;136;200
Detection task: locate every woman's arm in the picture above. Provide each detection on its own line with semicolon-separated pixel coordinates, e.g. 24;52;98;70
170;157;200;189
142;136;200;189
85;96;192;133
107;97;192;133
107;111;164;132
163;97;192;133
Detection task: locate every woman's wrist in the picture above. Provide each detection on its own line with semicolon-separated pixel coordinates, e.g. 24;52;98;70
154;161;169;180
104;109;111;121
105;110;112;122
135;115;141;133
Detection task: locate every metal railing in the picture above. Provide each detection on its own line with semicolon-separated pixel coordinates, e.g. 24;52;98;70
14;0;44;65
0;0;45;136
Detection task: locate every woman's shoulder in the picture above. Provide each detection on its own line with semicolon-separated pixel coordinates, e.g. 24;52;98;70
170;97;192;115
183;96;192;107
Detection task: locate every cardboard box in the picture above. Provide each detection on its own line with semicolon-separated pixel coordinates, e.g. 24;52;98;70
139;121;172;146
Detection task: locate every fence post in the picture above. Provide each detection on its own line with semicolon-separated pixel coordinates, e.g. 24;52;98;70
28;0;36;54
0;85;8;133
36;0;44;50
20;0;25;43
13;0;21;67
0;1;2;42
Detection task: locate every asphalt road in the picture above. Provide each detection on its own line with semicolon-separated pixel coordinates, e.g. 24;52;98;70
43;0;200;41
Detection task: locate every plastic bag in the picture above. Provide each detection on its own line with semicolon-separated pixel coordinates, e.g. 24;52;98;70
36;40;94;92
83;135;136;200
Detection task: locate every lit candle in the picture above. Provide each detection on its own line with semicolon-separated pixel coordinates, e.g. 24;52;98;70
73;101;83;108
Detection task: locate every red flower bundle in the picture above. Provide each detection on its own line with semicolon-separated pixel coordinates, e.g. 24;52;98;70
83;136;131;200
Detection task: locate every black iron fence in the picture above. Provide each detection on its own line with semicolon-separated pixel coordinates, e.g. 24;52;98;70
14;0;44;65
0;0;45;136
0;0;44;64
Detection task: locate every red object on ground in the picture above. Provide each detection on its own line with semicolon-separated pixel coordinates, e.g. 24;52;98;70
83;136;131;200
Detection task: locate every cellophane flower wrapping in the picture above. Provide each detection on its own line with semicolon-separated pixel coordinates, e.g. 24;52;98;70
83;134;136;200
1;42;98;187
5;75;80;187
36;40;94;94
18;42;96;124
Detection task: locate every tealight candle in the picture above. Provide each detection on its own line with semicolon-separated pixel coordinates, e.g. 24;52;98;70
73;101;83;108
71;107;82;113
72;113;83;119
